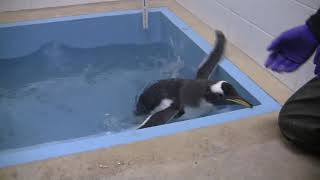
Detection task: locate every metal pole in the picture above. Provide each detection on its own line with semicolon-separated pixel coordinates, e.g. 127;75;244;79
142;0;149;29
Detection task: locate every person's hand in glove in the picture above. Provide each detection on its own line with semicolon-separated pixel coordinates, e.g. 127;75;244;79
265;24;319;72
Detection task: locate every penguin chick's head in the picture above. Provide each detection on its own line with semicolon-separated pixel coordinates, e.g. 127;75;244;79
205;81;253;108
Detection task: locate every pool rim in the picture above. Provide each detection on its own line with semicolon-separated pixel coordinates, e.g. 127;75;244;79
0;7;281;168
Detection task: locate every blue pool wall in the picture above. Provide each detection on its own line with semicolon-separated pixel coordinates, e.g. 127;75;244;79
0;8;281;168
0;11;163;59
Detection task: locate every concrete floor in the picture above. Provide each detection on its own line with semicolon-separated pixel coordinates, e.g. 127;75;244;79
0;0;320;179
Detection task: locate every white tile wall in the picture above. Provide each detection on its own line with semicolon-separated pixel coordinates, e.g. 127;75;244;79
176;0;319;91
0;0;118;12
296;0;320;10
216;0;316;36
0;0;31;12
30;0;115;9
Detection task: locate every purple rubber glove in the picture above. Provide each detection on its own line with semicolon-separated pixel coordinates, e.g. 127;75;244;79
314;47;320;77
265;24;319;73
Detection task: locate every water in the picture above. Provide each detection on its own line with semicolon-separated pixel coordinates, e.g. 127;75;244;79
0;41;253;151
0;42;197;150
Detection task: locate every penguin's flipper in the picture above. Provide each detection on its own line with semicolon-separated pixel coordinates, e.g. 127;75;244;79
137;105;179;129
196;30;226;80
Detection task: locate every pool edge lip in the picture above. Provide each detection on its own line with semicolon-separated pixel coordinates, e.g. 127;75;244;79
0;7;281;168
0;8;167;28
0;104;280;169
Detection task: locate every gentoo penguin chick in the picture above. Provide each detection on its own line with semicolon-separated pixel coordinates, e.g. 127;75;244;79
135;30;253;129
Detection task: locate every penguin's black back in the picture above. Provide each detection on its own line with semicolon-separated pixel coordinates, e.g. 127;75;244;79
135;79;213;116
135;79;184;115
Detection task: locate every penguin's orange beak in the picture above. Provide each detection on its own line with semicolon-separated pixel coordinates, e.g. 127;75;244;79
226;97;253;108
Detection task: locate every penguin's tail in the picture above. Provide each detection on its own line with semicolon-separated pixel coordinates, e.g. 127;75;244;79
196;30;226;79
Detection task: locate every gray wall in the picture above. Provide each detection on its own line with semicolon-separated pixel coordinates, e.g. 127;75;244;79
0;0;117;12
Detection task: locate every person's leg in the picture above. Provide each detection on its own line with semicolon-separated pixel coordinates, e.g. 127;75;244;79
279;77;320;150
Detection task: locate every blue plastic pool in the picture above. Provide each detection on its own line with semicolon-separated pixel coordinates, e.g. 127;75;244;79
0;8;280;167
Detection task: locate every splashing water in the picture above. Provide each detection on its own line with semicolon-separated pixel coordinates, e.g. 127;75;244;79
0;42;194;150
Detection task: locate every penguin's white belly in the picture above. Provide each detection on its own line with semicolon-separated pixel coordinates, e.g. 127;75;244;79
180;99;214;120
